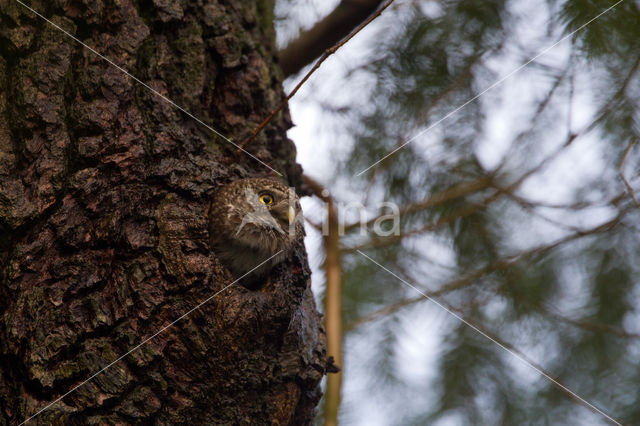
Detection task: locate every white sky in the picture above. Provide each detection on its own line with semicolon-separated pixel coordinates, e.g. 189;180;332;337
277;0;629;424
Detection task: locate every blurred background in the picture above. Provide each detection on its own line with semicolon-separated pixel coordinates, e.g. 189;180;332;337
274;0;640;425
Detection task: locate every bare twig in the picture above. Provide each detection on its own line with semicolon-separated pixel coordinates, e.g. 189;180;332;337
355;0;628;177
239;0;396;149
279;0;387;77
342;190;501;253
619;140;639;207
501;191;627;236
495;66;569;170
344;176;493;233
495;190;613;211
347;212;624;330
508;292;640;339
436;303;624;423
305;217;323;231
343;112;616;253
581;53;640;137
356;252;623;424
362;52;489;195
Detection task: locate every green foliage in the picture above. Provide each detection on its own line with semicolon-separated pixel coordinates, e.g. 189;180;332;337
561;0;640;59
281;0;640;424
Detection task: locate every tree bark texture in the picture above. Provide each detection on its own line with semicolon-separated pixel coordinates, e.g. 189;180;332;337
0;0;326;424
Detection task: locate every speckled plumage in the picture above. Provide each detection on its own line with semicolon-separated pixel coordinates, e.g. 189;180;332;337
208;178;304;286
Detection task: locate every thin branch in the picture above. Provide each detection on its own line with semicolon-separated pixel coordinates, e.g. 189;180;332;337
508;292;640;339
279;0;386;77
239;0;396;149
567;50;576;135
362;51;489;194
343;119;604;253
495;66;569;170
496;53;640;185
619;139;639;207
546;310;640;338
501;191;628;237
581;53;640;136
342;190;501;253
496;189;617;211
436;302;624;423
346;212;624;330
346;50;634;247
344;175;493;232
305;217;322;231
344;118;587;251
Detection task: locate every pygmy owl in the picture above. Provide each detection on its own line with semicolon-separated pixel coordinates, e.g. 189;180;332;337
208;178;304;286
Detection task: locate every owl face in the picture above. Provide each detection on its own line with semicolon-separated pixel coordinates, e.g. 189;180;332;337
209;178;304;285
234;184;299;239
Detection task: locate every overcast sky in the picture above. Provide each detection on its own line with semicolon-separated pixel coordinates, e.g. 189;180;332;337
276;1;618;424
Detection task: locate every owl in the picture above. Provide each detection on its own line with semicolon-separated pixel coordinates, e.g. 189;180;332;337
208;178;304;286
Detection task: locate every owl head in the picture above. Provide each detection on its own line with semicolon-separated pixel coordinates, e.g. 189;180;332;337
208;178;304;285
235;183;299;238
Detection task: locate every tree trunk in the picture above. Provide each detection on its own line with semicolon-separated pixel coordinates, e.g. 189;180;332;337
0;0;326;424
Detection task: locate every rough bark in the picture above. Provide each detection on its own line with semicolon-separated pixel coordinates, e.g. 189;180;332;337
0;0;326;424
278;0;385;77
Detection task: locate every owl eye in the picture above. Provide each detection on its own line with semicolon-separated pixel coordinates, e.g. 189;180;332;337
259;194;274;205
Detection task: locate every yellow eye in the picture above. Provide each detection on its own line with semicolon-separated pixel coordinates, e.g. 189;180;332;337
260;194;273;205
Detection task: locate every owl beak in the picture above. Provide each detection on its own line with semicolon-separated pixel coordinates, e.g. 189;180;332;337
271;204;296;229
288;205;296;225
